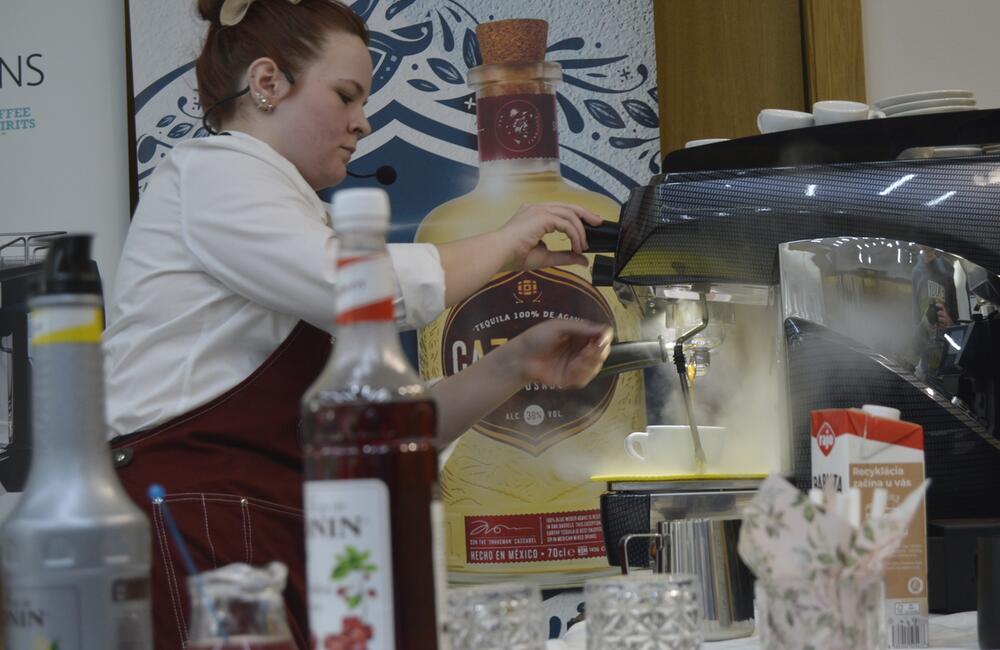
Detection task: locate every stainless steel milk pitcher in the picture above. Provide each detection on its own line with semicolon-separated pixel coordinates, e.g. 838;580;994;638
619;517;755;641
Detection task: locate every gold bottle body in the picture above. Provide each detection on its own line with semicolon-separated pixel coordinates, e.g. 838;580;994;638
416;169;645;587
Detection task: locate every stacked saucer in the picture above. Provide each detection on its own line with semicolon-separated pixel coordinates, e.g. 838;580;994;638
874;90;977;117
897;145;982;160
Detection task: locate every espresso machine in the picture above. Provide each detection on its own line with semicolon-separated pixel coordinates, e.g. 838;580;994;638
0;232;79;522
590;108;1000;620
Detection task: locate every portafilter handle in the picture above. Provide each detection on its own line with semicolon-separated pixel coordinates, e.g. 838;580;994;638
597;336;671;378
584;222;621;254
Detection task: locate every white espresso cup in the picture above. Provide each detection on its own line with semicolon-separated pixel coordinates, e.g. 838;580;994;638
812;100;884;125
756;108;814;134
624;425;726;473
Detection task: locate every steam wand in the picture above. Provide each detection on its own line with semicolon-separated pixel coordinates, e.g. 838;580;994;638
673;294;709;471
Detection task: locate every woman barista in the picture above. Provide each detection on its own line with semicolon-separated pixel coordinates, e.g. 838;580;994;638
104;0;612;647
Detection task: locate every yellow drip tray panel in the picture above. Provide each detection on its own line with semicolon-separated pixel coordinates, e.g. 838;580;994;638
591;473;769;483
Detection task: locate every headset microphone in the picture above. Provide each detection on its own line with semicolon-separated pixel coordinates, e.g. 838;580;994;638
346;165;397;186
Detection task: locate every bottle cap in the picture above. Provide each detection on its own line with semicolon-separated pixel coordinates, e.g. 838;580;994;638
476;19;548;65
35;234;102;296
330;188;390;232
861;404;901;421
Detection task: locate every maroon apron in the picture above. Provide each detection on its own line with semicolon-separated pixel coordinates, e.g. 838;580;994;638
113;321;331;649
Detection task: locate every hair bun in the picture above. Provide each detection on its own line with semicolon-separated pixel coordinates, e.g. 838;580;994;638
197;0;227;24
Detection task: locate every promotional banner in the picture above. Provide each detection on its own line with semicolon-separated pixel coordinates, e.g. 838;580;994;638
1;0;130;516
1;0;131;299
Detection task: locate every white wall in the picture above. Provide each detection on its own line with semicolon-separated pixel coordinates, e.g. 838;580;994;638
863;0;1000;108
1;0;131;302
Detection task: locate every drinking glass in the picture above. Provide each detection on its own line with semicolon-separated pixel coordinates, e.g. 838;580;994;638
187;562;296;650
445;582;545;650
584;573;702;650
755;579;886;650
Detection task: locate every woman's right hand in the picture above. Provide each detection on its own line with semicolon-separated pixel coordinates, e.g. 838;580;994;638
428;317;612;444
495;202;604;273
506;318;613;390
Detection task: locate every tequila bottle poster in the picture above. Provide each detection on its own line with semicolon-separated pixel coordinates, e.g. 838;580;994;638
127;0;659;636
127;0;659;243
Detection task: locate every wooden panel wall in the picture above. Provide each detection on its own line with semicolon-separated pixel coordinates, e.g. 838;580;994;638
653;0;806;156
801;0;867;104
652;0;866;157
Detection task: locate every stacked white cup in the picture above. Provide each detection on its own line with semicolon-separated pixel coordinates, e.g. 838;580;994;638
756;100;885;134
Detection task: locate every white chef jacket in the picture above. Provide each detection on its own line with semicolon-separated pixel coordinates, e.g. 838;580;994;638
103;131;445;438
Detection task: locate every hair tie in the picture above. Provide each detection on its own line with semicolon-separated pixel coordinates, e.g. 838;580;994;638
219;0;302;26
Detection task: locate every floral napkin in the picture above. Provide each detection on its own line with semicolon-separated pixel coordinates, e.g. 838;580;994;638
737;475;928;649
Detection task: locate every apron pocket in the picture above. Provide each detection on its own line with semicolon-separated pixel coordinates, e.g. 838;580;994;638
151;493;307;648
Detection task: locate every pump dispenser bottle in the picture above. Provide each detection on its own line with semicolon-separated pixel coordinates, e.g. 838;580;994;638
1;234;152;649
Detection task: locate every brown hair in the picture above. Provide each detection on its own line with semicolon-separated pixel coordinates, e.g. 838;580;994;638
196;0;369;129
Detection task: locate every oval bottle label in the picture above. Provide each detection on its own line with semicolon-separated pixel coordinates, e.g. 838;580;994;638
476;93;559;162
441;268;618;455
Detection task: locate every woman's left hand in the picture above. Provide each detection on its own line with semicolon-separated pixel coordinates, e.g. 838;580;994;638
435;202;604;309
495;202;604;273
508;318;613;389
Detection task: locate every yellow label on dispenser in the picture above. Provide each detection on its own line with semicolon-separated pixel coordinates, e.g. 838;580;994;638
31;308;103;345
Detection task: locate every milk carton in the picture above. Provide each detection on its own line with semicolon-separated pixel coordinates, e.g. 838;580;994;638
811;405;929;648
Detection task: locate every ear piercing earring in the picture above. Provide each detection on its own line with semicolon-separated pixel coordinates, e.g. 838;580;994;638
254;91;274;113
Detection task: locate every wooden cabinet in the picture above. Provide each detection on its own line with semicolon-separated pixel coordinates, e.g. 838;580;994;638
802;0;866;105
653;0;865;156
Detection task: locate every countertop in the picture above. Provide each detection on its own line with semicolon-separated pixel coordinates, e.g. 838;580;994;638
547;611;981;649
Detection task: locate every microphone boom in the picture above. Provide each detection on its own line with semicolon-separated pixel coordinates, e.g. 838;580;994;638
346;165;397;186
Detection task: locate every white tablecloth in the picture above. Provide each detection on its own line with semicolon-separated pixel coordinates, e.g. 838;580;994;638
547;611;981;649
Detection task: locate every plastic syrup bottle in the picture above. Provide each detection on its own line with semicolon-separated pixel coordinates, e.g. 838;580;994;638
415;18;645;586
302;189;439;649
1;234;152;649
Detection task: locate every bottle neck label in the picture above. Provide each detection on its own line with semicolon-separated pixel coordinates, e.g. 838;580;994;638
304;479;396;649
30;306;103;345
476;93;559;163
336;254;395;325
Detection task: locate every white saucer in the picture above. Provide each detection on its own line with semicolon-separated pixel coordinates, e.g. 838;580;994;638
888;105;977;117
930;146;983;157
685;138;730;148
898;147;978;160
883;97;976;115
875;89;975;109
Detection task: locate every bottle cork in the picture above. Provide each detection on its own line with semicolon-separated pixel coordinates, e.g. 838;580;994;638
476;19;548;65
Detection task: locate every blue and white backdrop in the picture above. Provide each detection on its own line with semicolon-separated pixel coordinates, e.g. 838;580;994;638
130;0;660;243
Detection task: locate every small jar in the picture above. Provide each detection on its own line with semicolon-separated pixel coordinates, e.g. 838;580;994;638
186;562;295;650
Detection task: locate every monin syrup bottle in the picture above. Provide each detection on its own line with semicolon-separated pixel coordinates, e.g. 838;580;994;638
302;190;439;650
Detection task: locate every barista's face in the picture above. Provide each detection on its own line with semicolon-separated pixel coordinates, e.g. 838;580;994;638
269;31;373;190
